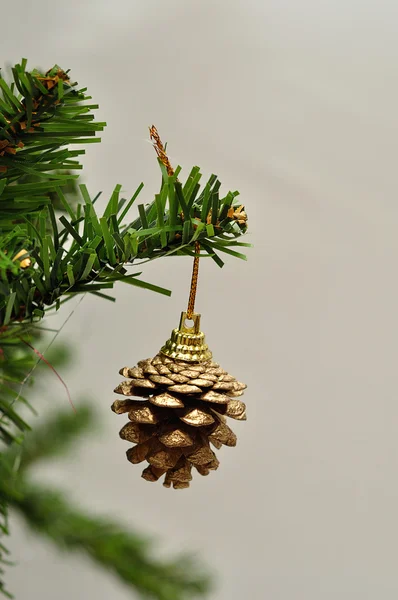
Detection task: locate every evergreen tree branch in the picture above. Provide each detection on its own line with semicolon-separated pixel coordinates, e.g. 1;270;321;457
1;62;249;330
0;166;249;326
0;386;211;599
0;60;104;190
11;482;210;600
14;401;94;471
0;403;211;599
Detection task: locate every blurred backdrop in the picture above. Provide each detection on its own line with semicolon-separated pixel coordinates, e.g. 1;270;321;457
3;1;398;598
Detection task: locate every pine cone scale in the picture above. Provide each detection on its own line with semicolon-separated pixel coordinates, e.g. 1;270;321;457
149;392;184;408
179;406;215;427
147;445;182;470
199;390;230;404
128;403;160;425
168;383;202;394
159;427;195;448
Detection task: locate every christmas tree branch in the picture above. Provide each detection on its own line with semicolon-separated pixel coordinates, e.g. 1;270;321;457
0;60;104;188
1;402;210;600
13;483;210;600
1;165;249;325
16;402;94;471
0;61;248;329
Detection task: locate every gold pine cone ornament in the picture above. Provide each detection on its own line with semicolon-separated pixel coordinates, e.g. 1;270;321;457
112;312;247;489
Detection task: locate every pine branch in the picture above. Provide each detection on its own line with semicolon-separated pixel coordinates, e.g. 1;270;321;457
0;63;249;330
1;403;210;599
0;331;36;448
16;402;94;471
0;166;249;326
0;60;104;191
12;484;210;600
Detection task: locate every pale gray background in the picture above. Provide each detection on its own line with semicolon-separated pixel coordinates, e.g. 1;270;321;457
3;1;398;599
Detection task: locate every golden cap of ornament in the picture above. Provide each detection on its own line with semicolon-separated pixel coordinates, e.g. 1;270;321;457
160;312;212;363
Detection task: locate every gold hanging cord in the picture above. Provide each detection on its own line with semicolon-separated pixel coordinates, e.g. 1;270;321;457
149;125;200;319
